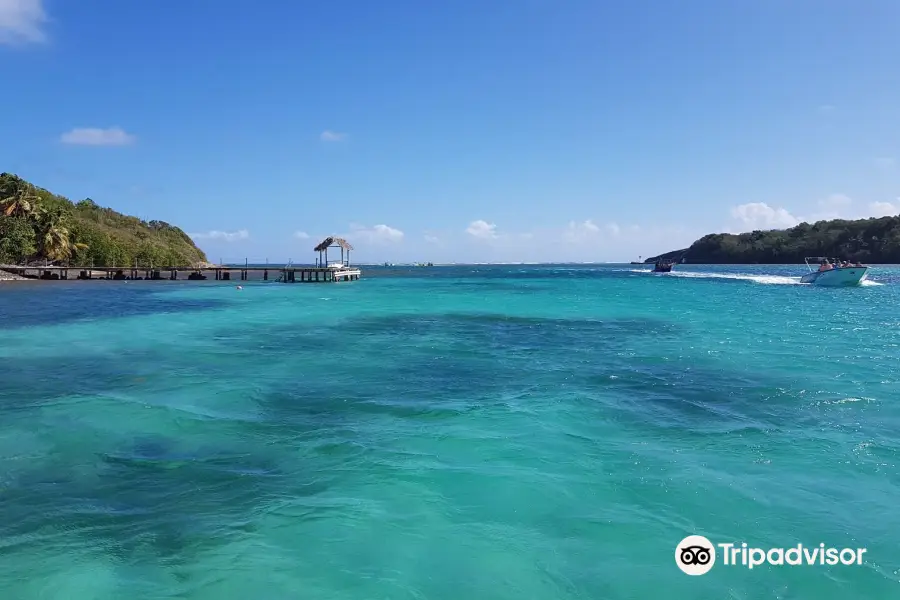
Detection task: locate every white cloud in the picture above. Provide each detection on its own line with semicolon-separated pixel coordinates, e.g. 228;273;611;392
868;201;898;218
0;0;46;45
875;157;896;170
818;194;852;209
190;229;250;242
807;194;855;221
553;219;688;260
349;223;404;243
466;219;498;239
818;104;836;115
320;130;347;142
60;127;136;146
294;231;310;239
397;219;696;263
727;195;899;234
807;195;899;221
562;219;601;243
730;202;799;229
372;224;403;242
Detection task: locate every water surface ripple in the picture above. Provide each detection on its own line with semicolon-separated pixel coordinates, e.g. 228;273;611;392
0;264;898;599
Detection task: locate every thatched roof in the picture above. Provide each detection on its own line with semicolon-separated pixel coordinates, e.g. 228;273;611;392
313;236;353;252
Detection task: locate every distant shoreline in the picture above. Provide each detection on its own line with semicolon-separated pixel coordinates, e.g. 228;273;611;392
360;262;898;266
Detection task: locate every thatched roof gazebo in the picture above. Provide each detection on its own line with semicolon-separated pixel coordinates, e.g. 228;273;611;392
314;236;353;267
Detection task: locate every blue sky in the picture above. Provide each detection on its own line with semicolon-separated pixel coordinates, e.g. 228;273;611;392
2;0;899;264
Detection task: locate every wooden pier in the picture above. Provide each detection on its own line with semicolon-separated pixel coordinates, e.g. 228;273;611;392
0;236;363;284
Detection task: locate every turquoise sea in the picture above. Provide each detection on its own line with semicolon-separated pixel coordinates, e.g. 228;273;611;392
1;263;899;599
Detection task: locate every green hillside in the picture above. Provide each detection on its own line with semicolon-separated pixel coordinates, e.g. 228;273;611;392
0;173;207;267
647;215;900;264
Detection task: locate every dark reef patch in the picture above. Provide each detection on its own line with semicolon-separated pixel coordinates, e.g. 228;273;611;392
247;313;689;429
582;364;790;435
242;311;797;443
0;283;228;330
0;347;191;412
327;313;681;342
0;434;314;564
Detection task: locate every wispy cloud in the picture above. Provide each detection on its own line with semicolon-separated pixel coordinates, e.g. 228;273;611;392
60;127;136;146
190;229;250;242
320;130;347;142
727;194;899;233
349;223;404;243
817;104;836;115
561;219;601;244
730;202;799;230
416;219;695;263
819;194;852;209
0;0;47;45
294;231;310;239
869;201;898;218
812;193;854;219
465;219;498;240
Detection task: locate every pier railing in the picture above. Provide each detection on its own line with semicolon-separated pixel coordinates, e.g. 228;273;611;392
0;259;362;283
0;257;333;270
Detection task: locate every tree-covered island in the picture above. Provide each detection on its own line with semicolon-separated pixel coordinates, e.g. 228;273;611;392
646;215;900;264
0;173;207;267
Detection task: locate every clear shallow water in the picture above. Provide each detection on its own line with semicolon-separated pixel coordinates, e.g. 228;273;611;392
1;263;899;599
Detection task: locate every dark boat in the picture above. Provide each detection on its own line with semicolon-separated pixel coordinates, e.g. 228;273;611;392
653;260;675;273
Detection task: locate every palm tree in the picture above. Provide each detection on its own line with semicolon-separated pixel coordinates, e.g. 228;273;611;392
35;208;88;263
1;188;37;218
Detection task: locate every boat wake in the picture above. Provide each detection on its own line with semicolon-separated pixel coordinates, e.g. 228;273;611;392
626;269;800;285
668;271;802;285
626;268;885;286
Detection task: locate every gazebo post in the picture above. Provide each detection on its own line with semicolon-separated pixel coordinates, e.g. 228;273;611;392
313;236;355;270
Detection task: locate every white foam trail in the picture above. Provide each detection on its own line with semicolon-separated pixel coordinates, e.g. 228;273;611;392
621;268;800;285
616;267;886;286
668;271;802;285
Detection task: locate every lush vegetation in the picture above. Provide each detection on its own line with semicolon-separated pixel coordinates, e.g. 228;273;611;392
0;173;207;267
647;216;900;264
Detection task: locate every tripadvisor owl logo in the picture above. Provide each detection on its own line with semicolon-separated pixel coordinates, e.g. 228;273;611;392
675;535;869;574
676;535;716;575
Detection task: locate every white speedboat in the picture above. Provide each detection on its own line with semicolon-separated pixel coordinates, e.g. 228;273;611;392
800;257;869;287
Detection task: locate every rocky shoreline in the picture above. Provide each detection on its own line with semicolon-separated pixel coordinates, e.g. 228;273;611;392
0;269;29;281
